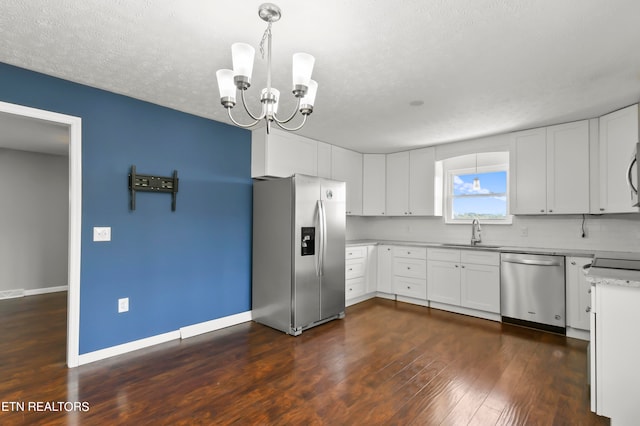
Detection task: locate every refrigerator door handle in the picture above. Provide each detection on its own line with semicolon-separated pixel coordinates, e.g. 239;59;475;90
627;153;637;198
318;200;327;276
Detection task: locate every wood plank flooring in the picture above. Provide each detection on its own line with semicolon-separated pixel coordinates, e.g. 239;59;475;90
0;292;609;425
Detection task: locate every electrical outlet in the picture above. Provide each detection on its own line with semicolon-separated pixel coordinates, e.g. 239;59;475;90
520;227;529;237
118;297;129;313
93;226;111;242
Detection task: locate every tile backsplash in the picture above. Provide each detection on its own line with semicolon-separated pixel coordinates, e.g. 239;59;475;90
347;214;640;253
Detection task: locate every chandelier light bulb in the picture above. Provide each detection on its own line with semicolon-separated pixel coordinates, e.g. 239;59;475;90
216;69;236;106
292;53;315;93
300;80;318;115
231;43;255;86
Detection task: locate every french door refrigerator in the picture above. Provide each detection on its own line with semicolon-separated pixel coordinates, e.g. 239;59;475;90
252;174;346;335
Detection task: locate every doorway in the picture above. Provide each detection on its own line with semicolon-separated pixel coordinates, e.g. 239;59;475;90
0;101;81;367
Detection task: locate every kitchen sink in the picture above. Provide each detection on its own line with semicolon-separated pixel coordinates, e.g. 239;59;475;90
439;243;502;250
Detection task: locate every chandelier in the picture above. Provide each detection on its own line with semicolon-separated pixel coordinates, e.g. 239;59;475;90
215;3;317;133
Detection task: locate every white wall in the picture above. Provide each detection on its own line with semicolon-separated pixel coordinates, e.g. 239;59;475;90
347;213;640;253
0;148;68;293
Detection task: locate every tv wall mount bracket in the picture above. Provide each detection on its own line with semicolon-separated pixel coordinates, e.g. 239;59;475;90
128;165;179;211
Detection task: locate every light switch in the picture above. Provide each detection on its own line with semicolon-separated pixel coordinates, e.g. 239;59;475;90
93;226;111;242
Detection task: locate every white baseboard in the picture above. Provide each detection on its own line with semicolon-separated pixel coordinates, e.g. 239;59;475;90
0;285;68;300
429;301;501;322
396;295;429;307
78;330;181;366
25;285;68;296
346;292;377;307
180;311;252;339
566;327;590;341
0;289;24;300
76;310;253;366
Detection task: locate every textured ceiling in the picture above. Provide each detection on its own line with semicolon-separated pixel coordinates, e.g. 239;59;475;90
1;0;640;153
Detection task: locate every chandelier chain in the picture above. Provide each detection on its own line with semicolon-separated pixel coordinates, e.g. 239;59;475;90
259;22;272;60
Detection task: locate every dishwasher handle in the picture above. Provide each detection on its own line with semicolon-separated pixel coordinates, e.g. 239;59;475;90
502;258;562;267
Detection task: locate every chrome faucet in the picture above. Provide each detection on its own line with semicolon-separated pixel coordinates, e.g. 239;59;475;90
471;218;482;246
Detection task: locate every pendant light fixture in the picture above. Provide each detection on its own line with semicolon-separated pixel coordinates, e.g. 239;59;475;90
472;154;481;191
215;3;317;134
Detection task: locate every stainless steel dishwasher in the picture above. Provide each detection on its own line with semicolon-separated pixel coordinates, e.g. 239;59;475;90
500;252;566;332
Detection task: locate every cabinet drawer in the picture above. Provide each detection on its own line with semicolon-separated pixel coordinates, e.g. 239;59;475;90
345;246;367;260
393;258;426;279
461;250;500;266
346;259;365;279
427;248;460;262
393;246;427;259
394;276;427;299
346;277;366;300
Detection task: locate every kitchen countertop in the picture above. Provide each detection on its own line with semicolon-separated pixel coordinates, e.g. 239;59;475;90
347;239;640;288
346;239;640;260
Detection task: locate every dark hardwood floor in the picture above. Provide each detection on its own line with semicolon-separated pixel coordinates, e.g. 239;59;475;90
0;292;608;425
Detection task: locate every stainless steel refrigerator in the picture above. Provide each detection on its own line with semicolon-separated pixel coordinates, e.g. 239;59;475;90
252;174;346;335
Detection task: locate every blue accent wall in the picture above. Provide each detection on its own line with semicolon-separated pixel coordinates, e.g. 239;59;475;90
0;62;252;353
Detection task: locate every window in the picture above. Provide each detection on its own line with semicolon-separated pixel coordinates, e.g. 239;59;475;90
443;152;511;224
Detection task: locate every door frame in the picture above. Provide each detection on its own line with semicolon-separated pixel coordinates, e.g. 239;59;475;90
0;101;82;367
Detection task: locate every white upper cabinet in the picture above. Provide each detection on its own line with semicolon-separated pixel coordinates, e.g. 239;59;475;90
546;121;590;214
510;121;590;215
331;146;363;215
597;104;639;213
251;128;318;178
362;154;386;216
386;151;410;216
510;128;547;214
409;147;437;215
386;147;437;216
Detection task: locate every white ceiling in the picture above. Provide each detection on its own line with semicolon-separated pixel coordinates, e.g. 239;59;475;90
1;0;640;154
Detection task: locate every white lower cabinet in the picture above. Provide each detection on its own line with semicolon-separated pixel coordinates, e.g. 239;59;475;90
427;248;500;317
345;245;376;305
376;244;394;295
566;256;592;337
392;246;427;301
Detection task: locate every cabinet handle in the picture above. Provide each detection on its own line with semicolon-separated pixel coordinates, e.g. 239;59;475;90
586;306;591;313
407;286;411;289
571;261;576;265
407;266;411;270
540;209;545;213
600;208;605;211
348;268;353;271
549;209;553;213
588;288;591;294
409;212;413;215
455;265;459;268
461;265;465;269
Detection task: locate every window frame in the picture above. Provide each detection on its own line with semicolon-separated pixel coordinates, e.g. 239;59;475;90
444;163;513;225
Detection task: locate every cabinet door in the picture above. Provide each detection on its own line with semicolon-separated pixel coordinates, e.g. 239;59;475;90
546;121;590;214
251;129;318;178
362;154;386;215
460;263;500;313
510;128;547;214
426;260;461;305
365;245;378;294
386;151;410;216
566;256;592;330
394;276;427;299
377;245;394;294
346;277;366;301
409;147;436;215
331;146;363;215
598;104;639;213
